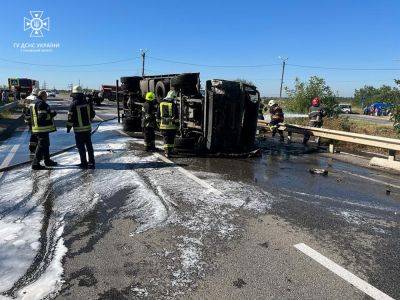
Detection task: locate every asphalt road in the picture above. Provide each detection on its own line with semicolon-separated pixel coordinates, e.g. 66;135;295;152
343;114;393;126
0;98;399;299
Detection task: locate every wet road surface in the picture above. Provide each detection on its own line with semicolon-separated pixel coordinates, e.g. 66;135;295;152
0;108;399;299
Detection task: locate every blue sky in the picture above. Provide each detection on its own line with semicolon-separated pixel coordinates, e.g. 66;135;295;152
0;0;399;96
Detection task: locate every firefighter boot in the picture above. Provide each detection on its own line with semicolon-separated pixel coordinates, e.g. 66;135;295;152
45;159;58;167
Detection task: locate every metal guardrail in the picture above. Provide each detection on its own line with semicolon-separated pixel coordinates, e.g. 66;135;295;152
0;101;18;112
284;124;400;152
257;120;400;153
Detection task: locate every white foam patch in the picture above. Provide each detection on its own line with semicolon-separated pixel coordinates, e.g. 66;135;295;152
0;118;276;297
15;225;67;300
131;154;276;293
0;124;166;298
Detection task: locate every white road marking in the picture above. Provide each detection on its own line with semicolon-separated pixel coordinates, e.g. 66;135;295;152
116;129;222;196
153;152;222;196
0;144;20;169
0;128;28;179
294;243;395;300
94;115;105;122
339;170;400;190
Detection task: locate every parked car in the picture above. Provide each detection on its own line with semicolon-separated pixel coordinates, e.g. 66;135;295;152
338;103;352;114
364;102;393;116
47;91;56;97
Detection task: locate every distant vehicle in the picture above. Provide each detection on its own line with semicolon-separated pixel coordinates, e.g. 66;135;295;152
101;85;117;101
8;78;39;100
338;103;352;114
363;102;393;116
47;91;56;97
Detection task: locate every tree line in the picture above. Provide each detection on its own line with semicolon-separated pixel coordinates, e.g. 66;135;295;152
284;77;400;110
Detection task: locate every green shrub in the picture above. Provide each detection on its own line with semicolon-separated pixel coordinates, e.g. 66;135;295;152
285;76;338;115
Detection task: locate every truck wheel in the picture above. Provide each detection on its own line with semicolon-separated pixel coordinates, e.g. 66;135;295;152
170;73;198;88
155;81;167;101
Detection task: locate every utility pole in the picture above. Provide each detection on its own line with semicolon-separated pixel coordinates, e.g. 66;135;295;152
140;49;148;76
278;56;288;99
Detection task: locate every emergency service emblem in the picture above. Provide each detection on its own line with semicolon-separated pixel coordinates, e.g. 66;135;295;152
24;11;50;38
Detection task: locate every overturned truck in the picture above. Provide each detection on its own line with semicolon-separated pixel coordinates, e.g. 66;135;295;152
120;73;260;153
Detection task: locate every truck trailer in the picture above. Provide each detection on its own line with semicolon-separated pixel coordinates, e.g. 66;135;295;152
120;73;260;153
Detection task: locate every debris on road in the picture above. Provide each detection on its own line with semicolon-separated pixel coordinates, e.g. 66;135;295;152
233;278;247;288
258;242;269;248
309;168;328;176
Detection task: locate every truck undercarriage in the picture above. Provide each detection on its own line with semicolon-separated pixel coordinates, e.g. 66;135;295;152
121;73;260;153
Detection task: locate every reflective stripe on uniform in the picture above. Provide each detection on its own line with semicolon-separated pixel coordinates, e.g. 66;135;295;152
73;104;92;132
159;102;177;130
30;103;56;133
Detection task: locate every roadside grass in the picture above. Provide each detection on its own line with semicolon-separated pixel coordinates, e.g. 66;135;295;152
287;116;399;155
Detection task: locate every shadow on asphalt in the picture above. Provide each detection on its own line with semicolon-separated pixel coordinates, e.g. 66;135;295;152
43;161;173;170
85;161;172;170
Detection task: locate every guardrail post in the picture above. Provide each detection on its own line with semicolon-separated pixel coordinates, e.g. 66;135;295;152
388;150;396;161
329;144;335;154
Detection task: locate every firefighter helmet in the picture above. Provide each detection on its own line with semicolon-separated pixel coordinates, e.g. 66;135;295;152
72;85;83;94
311;97;321;107
145;92;155;101
38;90;47;99
165;90;177;100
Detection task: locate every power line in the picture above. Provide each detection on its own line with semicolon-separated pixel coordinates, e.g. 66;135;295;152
287;63;400;71
0;57;138;67
148;56;281;68
1;54;399;71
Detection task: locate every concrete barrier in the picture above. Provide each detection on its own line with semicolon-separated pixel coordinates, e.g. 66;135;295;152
370;157;400;172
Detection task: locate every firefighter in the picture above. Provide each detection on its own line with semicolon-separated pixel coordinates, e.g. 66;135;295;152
268;99;285;142
67;85;96;169
1;89;8;103
30;90;58;170
157;90;179;158
303;97;327;145
142;91;157;151
24;88;40;153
